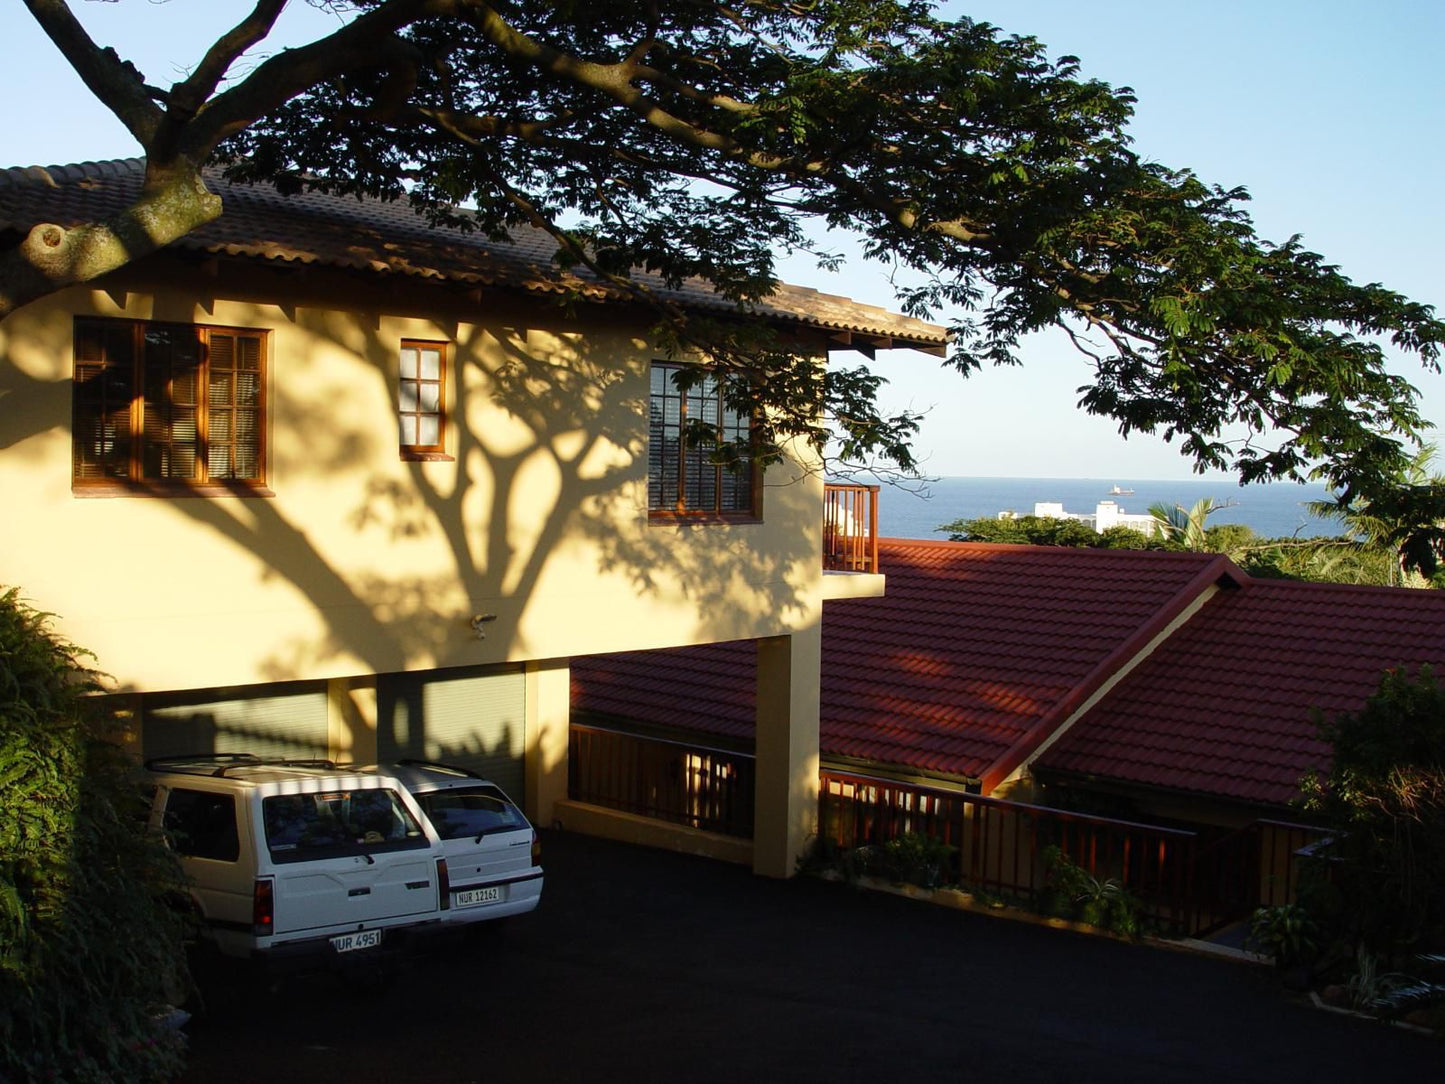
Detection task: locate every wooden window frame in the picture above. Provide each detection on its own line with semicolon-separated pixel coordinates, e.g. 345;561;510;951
398;339;452;462
71;316;271;498
648;361;760;522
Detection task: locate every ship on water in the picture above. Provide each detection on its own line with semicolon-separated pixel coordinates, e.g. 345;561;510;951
1108;484;1135;496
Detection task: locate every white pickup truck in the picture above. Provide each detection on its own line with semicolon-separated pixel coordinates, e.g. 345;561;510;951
146;754;451;968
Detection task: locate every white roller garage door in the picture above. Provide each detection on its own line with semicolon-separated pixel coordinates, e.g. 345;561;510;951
141;681;329;762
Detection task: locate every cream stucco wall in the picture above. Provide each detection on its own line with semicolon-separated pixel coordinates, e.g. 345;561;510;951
0;260;827;695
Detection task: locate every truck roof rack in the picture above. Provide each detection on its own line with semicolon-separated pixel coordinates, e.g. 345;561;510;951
395;758;482;779
145;753;340;777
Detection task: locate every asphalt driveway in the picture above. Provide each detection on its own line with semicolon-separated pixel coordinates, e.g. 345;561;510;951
181;830;1436;1083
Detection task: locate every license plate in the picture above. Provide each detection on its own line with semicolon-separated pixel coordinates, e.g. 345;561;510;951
454;885;503;908
330;929;382;953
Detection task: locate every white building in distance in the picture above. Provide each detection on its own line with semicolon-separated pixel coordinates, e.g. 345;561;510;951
1001;500;1161;536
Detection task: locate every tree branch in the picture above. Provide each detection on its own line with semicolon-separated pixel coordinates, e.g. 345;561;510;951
182;0;452;155
168;0;289;118
22;0;164;145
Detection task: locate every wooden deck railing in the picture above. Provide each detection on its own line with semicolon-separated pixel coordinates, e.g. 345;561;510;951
823;483;880;574
568;724;755;838
819;770;1325;937
564;730;1324;936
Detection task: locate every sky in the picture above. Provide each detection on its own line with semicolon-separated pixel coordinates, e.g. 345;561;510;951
2;1;1441;481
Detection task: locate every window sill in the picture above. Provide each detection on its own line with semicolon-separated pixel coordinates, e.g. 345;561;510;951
400;450;454;462
648;510;762;525
72;482;275;499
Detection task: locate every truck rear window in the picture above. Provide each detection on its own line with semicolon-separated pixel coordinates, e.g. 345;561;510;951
262;788;427;863
418;785;529;841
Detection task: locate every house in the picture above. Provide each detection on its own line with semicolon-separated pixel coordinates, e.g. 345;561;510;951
1030;575;1445;824
0;158;948;877
572;538;1445;832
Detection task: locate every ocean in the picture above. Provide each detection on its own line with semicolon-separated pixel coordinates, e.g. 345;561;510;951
871;476;1344;541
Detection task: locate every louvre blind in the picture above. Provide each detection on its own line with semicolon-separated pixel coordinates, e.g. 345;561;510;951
142;683;329;761
377;666;527;800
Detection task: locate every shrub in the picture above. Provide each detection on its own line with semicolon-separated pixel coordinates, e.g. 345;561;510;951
0;589;189;1082
1042;845;1143;937
866;833;957;889
1299;665;1445;956
1246;903;1319;967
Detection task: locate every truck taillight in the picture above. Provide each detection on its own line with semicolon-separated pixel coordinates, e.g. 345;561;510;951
436;858;450;910
531;829;542;867
253;878;274;934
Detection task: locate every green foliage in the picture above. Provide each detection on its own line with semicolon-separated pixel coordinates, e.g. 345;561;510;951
13;2;1445;563
1149;498;1221;551
1306;443;1444;586
1299;666;1445;955
851;832;958;889
1363;952;1445;1018
944;505;1440;589
0;588;189;1083
1246;903;1320;967
941;514;1157;549
1241;537;1415;586
1041;845;1142;937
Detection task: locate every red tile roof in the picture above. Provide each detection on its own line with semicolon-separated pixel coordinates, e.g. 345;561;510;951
1035;578;1445;807
0;159;947;350
572;638;756;742
572;539;1242;787
823;541;1240;788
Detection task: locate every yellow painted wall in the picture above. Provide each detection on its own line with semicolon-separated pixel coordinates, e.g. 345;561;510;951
0;260;826;694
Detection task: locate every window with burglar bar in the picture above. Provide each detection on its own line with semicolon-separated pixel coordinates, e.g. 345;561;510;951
72;317;267;493
648;361;756;518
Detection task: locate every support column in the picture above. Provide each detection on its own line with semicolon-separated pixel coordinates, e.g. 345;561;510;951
525;658;571;828
328;677;377;764
753;624;822;878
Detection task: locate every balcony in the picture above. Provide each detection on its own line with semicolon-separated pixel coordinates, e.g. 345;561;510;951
823;483;880;574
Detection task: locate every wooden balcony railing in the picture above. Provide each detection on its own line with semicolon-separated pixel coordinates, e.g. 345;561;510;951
823;483;880;573
568;724;756;838
818;770;1327;937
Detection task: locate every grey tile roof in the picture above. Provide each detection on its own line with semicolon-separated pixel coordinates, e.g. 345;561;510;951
0;159;948;349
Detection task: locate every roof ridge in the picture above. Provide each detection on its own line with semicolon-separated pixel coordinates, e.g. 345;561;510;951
0;156;947;346
1245;576;1445;600
0;158;143;189
978;552;1245;793
879;537;1232;563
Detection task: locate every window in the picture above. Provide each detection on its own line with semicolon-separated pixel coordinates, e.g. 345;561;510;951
417;785;529;841
72;317;267;493
262;788;427;864
163;789;240;862
399;340;448;459
648;362;757;517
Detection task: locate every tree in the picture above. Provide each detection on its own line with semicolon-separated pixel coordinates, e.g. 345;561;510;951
1147;497;1242;553
1299;666;1445;956
7;2;1445;559
0;589;189;1082
1306;444;1445;588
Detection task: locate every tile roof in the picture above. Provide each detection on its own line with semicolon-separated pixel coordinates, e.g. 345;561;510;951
573;639;756;742
572;539;1239;787
0;159;947;350
1035;578;1445;807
